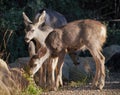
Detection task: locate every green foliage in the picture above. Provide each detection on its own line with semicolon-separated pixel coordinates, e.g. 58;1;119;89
44;0;94;21
69;80;86;87
0;0;120;63
0;8;23;30
21;83;42;95
0;0;45;62
106;29;120;46
21;73;43;95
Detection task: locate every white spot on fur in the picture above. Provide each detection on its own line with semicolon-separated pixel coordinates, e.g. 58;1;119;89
101;26;106;38
52;57;58;69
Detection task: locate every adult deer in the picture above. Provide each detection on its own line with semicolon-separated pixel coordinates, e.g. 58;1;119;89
23;8;80;65
27;11;107;90
23;8;67;56
23;9;67;89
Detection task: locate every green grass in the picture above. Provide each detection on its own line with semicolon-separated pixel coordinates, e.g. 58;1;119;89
20;73;43;95
21;83;42;95
69;76;89;87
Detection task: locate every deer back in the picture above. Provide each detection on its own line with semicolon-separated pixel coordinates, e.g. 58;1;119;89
45;19;107;55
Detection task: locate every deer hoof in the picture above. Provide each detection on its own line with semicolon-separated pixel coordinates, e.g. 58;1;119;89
98;82;104;90
92;81;98;88
49;87;57;91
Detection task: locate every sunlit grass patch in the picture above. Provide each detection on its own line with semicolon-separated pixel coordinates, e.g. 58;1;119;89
20;73;43;95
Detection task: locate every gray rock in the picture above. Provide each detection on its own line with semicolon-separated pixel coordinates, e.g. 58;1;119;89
9;57;29;69
103;44;120;62
62;54;95;81
0;59;28;95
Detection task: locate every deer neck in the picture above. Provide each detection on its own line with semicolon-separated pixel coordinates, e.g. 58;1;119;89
36;48;50;73
35;28;53;46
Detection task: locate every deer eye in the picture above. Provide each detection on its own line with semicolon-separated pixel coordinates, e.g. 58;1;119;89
31;29;34;32
33;64;37;67
41;22;45;27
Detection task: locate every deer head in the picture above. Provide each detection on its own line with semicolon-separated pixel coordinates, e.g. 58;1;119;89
27;47;47;77
23;11;47;43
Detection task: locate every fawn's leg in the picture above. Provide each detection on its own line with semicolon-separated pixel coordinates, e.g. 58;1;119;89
55;50;65;90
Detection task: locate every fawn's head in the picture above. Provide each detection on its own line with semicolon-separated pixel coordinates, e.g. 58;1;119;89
23;11;46;43
27;47;47;77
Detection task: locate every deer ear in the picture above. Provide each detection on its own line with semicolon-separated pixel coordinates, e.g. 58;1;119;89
37;47;47;58
23;12;32;26
37;10;46;25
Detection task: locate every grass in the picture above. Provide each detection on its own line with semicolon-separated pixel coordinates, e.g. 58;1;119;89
21;83;42;95
69;76;89;88
20;73;43;95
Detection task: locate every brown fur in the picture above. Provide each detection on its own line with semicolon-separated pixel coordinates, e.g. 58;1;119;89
23;10;67;89
46;20;106;53
45;19;107;90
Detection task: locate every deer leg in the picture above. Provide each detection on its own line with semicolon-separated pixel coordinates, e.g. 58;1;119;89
55;50;65;90
41;61;47;88
59;63;64;87
89;49;101;88
92;58;100;88
55;62;63;87
98;51;105;90
51;57;58;90
46;58;53;89
46;57;58;91
89;49;105;90
39;65;44;87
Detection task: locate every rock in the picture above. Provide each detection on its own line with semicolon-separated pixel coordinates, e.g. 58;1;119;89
103;44;120;62
0;58;29;95
10;68;29;90
0;58;10;75
0;59;18;95
62;54;95;81
77;57;95;76
105;52;120;72
62;54;71;81
9;57;29;69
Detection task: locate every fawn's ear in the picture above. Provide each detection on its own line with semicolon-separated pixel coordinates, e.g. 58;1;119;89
37;47;47;58
23;12;32;26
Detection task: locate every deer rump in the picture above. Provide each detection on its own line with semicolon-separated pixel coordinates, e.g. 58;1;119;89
45;19;106;56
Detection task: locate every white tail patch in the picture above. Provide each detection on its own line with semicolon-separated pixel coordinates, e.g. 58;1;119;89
101;26;106;38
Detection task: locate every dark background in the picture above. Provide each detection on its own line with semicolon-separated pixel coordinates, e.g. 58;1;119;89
0;0;120;63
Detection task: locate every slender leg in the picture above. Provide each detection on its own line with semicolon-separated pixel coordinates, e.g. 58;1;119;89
59;63;64;87
41;61;47;88
39;65;43;87
90;48;105;90
46;58;53;89
55;50;65;90
92;56;100;88
51;57;58;90
98;51;105;90
46;57;58;90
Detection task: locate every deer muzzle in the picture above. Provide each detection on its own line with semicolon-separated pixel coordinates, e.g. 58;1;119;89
25;37;30;43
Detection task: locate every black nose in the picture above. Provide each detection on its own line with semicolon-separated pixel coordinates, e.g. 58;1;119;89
25;37;29;42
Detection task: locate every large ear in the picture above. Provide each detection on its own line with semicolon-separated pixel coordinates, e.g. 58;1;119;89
36;10;46;25
23;12;32;26
37;47;47;58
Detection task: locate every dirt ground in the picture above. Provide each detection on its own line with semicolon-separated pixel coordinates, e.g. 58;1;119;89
42;73;120;95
